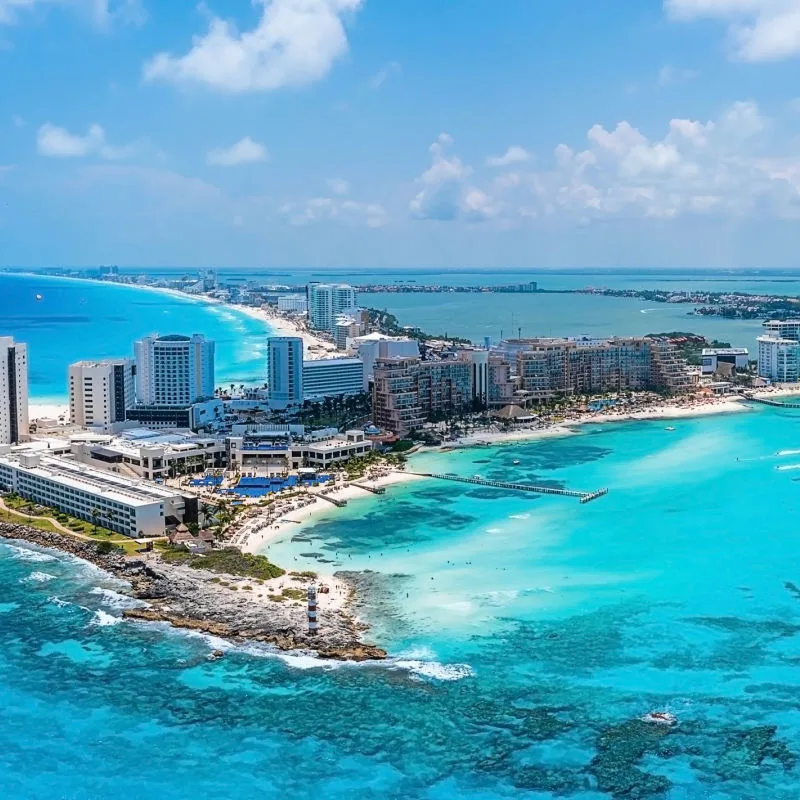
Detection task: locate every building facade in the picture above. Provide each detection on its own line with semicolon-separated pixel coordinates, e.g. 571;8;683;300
134;334;215;406
302;358;364;400
0;450;195;537
277;294;308;314
68;359;135;430
307;283;358;332
355;334;420;390
0;337;28;445
125;399;224;432
268;337;304;409
758;336;800;382
701;348;749;376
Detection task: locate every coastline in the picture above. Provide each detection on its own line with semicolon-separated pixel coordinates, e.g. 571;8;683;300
0;522;385;661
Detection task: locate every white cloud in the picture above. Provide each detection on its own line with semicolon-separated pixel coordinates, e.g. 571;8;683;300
658;64;699;85
37;122;137;159
326;177;349;194
410;134;498;223
369;60;401;89
206;137;268;166
486;145;531;167
665;0;800;61
143;0;363;93
282;195;386;227
0;0;145;28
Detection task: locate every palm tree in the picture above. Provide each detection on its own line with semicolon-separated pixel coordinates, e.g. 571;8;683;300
200;502;216;528
91;507;101;533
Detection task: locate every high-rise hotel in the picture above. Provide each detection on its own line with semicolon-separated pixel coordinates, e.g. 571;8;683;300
0;337;28;445
134;334;215;406
69;359;135;430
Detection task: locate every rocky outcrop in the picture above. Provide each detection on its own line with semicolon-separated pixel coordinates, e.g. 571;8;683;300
0;522;386;661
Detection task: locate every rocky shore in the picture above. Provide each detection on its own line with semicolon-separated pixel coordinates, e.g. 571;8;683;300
0;523;386;661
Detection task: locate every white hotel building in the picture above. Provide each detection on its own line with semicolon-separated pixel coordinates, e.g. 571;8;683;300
302;358;364;400
134;334;215;406
69;358;135;430
0;449;194;537
758;321;800;383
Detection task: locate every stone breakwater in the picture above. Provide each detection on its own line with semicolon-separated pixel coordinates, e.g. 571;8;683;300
0;523;386;661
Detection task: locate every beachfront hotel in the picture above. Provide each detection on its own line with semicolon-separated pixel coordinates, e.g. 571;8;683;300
758;321;800;382
68;358;135;431
512;337;695;400
0;447;197;537
372;357;475;435
352;333;421;390
268;337;304;409
306;283;358;332
302;358;364;400
0;336;28;445
134;333;215;406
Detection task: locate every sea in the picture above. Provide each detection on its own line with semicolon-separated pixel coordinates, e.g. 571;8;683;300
4;267;800;798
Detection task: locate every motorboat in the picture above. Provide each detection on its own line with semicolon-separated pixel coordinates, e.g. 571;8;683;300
641;711;677;727
665;426;676;432
512;459;521;466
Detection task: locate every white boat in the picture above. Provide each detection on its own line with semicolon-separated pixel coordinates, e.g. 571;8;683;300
512;459;521;465
473;474;482;480
665;426;676;432
641;711;677;727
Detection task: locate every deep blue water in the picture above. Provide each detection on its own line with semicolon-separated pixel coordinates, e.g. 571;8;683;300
0;273;273;403
5;408;800;797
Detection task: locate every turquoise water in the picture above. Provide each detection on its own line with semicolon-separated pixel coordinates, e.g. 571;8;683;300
0;273;273;403
5;406;800;797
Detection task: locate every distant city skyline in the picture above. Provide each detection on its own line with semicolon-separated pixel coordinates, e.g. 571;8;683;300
2;1;800;268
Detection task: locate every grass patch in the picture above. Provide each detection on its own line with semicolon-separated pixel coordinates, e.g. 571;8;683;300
0;507;62;533
159;546;285;580
289;570;318;579
281;588;306;601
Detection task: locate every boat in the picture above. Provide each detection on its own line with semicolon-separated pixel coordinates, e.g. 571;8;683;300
473;475;482;480
35;293;42;301
641;711;677;727
665;426;676;432
512;459;521;466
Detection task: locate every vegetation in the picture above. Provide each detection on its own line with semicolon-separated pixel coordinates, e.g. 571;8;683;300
646;331;731;366
390;439;414;453
268;587;306;602
365;307;471;344
293;392;372;430
95;540;124;555
158;546;285;580
289;570;318;579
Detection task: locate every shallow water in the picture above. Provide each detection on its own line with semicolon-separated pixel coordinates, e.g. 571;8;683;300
3;407;800;796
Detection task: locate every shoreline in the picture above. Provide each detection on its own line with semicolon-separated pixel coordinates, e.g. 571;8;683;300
0;522;385;661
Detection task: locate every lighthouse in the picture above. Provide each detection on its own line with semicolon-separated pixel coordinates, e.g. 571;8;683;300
307;584;319;635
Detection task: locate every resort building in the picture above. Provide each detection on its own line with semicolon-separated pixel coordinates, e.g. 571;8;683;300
701;348;749;376
0;449;196;537
68;358;135;431
762;320;800;341
354;334;420;390
268;337;304;409
371;356;475;435
758;336;800;383
228;428;373;474
457;350;489;406
134;334;215;406
334;315;360;350
276;294;308;314
513;337;694;400
307;283;358;332
70;428;227;481
487;355;515;407
0;337;28;445
125;399;224;432
302;358;364;400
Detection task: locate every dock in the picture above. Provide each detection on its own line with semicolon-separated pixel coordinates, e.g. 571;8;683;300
351;483;387;495
411;473;608;504
744;395;800;409
317;494;348;508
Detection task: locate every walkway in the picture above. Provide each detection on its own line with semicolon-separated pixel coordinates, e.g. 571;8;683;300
410;473;608;504
744;395;800;409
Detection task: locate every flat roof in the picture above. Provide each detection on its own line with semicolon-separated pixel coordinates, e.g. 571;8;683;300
701;348;748;356
0;454;185;507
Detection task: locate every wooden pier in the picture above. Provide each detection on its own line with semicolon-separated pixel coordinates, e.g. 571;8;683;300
317;494;348;507
351;483;387;495
411;473;608;504
744;395;800;409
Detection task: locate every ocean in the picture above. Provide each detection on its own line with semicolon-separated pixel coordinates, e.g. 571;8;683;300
0;273;273;404
4;406;800;797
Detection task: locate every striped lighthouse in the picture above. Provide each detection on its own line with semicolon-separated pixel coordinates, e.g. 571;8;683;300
307;584;318;635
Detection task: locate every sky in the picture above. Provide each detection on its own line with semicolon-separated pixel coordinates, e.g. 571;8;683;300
2;0;800;269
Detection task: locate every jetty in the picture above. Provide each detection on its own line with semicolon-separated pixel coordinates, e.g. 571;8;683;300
411;472;608;504
744;395;800;410
317;494;348;508
351;483;387;495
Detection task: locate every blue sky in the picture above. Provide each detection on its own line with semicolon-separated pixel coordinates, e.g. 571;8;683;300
2;0;800;269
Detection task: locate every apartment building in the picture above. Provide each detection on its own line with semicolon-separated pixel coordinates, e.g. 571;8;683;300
68;358;135;430
307;283;358;332
0;337;28;445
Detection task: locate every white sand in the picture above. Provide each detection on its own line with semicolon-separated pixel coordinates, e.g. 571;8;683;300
29;403;69;421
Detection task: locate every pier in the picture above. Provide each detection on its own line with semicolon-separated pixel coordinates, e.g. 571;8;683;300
743;395;800;409
317;494;348;508
351;483;387;495
411;473;608;503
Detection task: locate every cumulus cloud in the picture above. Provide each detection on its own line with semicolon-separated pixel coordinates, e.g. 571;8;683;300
486;145;531;167
665;0;800;61
410;133;499;222
143;0;363;93
0;0;145;27
36;122;136;159
206;137;268;166
282;196;386;227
